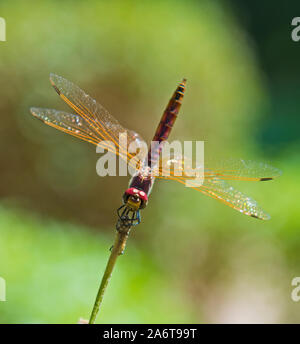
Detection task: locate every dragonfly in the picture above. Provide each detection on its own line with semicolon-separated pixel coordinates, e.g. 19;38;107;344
30;74;281;231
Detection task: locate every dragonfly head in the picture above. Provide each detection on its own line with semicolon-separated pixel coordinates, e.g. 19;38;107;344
123;188;148;210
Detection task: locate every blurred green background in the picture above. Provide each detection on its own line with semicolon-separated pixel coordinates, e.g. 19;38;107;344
0;0;299;323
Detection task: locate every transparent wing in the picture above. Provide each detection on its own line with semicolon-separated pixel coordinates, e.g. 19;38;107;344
31;108;110;147
157;174;271;220
49;73;142;147
31;74;147;169
30;108;146;168
202;159;281;181
154;156;279;220
156;156;281;181
192;177;270;220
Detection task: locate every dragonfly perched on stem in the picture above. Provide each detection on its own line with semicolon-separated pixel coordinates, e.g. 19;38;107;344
30;74;281;323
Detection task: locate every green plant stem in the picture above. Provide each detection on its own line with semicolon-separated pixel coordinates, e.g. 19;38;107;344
89;229;130;324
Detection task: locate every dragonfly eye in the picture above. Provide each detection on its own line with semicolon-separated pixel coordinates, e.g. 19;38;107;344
123;188;148;210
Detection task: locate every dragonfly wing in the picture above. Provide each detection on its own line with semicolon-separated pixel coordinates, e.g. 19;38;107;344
31;74;147;169
155;155;275;220
192;177;270;220
30;107;146;166
156;155;281;182
31;108;108;147
204;159;282;181
157;173;270;220
49;74;146;148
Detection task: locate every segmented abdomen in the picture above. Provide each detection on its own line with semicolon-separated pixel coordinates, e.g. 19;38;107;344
147;79;186;167
129;79;186;197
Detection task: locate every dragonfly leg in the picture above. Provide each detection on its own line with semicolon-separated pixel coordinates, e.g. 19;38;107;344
116;205;141;232
136;210;141;225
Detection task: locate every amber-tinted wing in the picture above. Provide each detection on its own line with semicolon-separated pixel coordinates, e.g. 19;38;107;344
156;156;281;181
31;74;146;168
201;159;281;181
31;108;112;149
155;156;281;220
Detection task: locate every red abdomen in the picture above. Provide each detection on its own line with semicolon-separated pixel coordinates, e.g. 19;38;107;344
147;79;186;167
128;79;187;200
